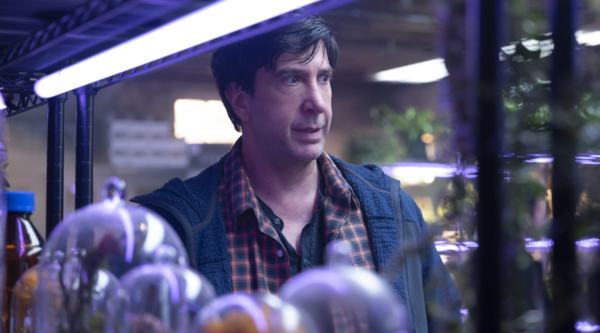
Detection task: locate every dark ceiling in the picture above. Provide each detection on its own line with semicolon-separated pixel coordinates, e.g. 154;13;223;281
0;0;87;48
140;0;440;84
0;0;213;73
0;0;439;86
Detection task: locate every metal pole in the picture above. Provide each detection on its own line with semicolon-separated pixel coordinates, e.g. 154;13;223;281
46;93;67;238
468;0;504;332
74;84;96;209
549;0;580;332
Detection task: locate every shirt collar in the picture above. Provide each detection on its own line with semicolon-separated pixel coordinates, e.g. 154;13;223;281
222;138;264;230
317;152;355;202
222;138;356;228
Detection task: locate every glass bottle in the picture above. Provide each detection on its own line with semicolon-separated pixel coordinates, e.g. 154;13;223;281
3;191;43;332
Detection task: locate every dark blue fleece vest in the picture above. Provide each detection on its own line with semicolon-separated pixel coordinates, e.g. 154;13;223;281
131;155;461;332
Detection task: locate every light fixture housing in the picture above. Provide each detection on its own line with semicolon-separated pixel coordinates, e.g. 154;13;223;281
34;0;325;99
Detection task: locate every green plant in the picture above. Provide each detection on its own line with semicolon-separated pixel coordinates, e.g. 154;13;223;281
345;104;448;164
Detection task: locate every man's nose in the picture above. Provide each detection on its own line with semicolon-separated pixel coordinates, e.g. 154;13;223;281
302;81;329;114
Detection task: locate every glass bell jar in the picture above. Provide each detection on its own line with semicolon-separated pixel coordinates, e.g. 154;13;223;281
107;263;216;333
194;293;316;333
33;177;188;333
279;241;407;333
33;261;120;333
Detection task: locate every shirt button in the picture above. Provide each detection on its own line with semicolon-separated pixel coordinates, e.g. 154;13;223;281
277;250;283;257
273;218;282;226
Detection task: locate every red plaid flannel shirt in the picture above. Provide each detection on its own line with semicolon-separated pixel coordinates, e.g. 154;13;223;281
220;139;375;294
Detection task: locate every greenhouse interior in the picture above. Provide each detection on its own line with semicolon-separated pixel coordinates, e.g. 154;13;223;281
0;0;599;332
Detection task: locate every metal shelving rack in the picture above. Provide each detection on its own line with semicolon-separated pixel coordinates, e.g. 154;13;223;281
0;0;355;237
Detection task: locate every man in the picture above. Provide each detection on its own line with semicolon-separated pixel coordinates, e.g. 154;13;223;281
132;16;462;332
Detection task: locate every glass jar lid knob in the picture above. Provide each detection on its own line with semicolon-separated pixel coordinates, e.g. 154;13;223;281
101;177;127;205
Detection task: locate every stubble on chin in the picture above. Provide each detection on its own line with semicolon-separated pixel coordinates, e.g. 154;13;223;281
254;126;327;167
294;138;326;163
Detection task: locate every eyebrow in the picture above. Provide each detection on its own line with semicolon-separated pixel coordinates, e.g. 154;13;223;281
273;67;334;78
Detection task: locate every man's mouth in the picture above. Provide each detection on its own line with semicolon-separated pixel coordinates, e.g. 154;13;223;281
299;128;320;133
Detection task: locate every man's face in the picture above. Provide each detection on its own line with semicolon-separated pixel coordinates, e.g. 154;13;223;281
244;41;333;164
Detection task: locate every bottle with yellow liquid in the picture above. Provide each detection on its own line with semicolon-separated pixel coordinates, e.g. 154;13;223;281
4;192;43;333
9;266;38;333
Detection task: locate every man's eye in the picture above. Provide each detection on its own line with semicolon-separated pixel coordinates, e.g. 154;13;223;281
285;76;299;84
319;75;331;83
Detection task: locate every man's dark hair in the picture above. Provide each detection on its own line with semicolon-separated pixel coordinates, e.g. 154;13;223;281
211;16;339;132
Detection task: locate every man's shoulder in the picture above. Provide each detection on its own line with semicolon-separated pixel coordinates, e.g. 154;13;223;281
131;157;223;209
183;159;223;198
328;154;423;224
328;154;391;191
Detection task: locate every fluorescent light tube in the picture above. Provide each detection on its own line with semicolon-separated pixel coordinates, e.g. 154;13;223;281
174;99;241;144
372;30;600;85
0;93;6;110
370;58;448;84
34;0;320;99
576;30;600;46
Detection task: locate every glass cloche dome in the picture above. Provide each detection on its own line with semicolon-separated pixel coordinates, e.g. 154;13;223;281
194;293;316;333
33;261;121;333
106;263;216;333
33;177;189;333
279;241;407;333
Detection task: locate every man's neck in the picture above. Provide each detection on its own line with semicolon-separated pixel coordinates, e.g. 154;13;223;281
240;141;321;225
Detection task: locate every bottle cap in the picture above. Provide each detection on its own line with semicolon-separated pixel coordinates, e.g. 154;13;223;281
6;191;35;212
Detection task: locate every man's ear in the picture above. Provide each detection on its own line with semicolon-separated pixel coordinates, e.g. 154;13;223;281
224;83;251;123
